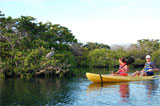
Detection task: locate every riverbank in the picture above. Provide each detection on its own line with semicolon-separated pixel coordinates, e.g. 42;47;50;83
1;16;159;79
0;67;143;78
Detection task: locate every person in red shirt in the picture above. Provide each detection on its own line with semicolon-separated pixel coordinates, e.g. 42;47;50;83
111;57;129;76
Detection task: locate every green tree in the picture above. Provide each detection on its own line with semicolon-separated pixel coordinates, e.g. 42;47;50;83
0;10;5;17
136;39;159;55
152;50;160;66
83;42;110;51
87;49;117;68
87;48;108;67
0;16;77;78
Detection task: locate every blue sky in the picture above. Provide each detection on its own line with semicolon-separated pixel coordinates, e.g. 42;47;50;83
1;0;160;45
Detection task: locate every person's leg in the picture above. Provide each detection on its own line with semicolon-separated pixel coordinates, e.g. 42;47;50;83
110;73;119;76
145;71;154;76
131;71;141;77
139;71;147;77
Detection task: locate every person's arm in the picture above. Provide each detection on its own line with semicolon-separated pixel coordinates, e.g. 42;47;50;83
147;62;159;71
142;63;146;72
112;70;119;74
150;62;159;72
148;69;159;72
152;68;159;72
141;69;144;72
124;65;129;73
154;69;159;72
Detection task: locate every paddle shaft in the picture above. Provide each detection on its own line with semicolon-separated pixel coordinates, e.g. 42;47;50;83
113;58;134;73
113;64;126;73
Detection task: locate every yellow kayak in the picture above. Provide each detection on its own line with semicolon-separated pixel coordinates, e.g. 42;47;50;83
86;72;160;83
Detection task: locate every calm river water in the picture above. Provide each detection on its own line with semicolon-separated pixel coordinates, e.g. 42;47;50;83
0;68;160;106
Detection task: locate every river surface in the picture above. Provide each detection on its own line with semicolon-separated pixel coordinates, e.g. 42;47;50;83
0;68;160;106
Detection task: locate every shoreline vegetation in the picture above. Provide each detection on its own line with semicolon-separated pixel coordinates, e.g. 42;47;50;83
0;15;160;78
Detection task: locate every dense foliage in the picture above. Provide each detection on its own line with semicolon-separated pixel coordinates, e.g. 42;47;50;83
78;39;160;68
0;15;159;78
0;16;77;78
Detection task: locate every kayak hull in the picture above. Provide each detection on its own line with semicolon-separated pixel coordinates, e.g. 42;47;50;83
86;72;160;83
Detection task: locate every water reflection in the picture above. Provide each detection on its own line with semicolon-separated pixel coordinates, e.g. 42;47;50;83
119;82;129;102
119;83;129;98
144;80;159;97
87;80;160;104
87;82;130;102
0;78;81;106
0;67;160;106
87;82;119;92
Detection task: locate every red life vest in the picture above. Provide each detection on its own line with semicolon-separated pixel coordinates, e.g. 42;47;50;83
118;63;128;76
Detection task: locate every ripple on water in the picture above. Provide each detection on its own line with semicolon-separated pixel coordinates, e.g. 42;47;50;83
1;77;160;106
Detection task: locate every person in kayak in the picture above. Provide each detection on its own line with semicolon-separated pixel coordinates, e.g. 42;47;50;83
131;55;159;77
111;57;129;76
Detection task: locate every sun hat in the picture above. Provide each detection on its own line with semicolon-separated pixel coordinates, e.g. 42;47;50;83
146;55;151;59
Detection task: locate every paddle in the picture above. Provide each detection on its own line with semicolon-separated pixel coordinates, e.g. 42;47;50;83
113;57;135;73
99;58;134;87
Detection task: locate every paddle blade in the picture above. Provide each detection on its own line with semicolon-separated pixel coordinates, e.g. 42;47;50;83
126;58;135;65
